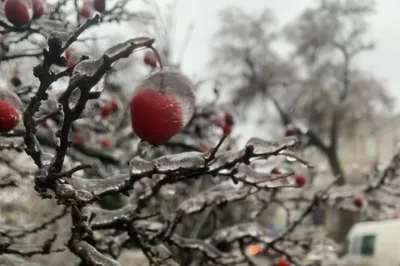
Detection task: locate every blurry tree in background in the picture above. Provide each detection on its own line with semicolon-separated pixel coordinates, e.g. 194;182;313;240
1;1;400;266
210;0;394;184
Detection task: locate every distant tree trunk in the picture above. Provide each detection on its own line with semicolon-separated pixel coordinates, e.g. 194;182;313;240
326;147;346;185
325;206;361;243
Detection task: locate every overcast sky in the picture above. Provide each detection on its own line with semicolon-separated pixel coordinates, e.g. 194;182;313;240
165;0;400;106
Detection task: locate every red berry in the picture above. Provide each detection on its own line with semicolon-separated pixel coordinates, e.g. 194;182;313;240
295;175;307;186
100;104;113;119
100;138;112;148
222;124;232;135
0;100;20;133
143;51;157;68
4;0;31;27
277;258;291;266
40;119;48;127
93;0;105;13
110;99;120;112
72;136;84;147
65;48;72;61
214;119;224;128
354;197;364;208
66;60;75;68
130;88;184;145
285;124;296;136
224;112;234;126
200;143;210;151
271;168;281;175
10;75;21;87
80;4;92;18
32;0;45;19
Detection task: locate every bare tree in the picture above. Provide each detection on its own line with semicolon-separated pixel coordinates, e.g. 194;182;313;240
1;1;400;266
210;0;394;185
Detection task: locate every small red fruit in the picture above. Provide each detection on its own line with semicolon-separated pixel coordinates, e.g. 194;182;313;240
224;112;234;126
10;75;21;87
295;175;307;186
110;99;120;112
66;60;75;68
130;88;184;145
214;119;224;128
72;136;84;147
100;104;113;119
0;100;20;133
200;143;210;151
65;48;72;61
271;168;282;175
40;119;48;127
93;0;105;13
4;0;31;27
143;51;157;68
100;138;112;148
222;124;232;135
353;197;364;208
32;0;45;19
277;258;291;266
285;124;296;136
80;3;92;18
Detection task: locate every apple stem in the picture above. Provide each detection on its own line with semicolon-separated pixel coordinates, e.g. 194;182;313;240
150;46;163;70
148;46;167;94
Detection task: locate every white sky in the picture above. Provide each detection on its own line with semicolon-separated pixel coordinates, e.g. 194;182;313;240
168;0;400;105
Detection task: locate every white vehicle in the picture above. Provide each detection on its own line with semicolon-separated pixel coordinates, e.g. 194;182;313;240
339;219;400;266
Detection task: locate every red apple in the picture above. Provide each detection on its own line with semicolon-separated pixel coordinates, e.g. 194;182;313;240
32;0;45;19
10;75;21;87
0;100;20;133
100;138;112;148
277;258;291;266
143;51;157;68
4;0;31;27
93;0;105;13
285;124;296;136
354;197;364;208
295;175;307;186
130;88;184;145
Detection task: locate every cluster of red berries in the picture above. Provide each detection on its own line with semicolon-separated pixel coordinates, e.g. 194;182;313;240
271;168;308;187
100;98;120;119
215;112;235;135
4;0;45;27
80;0;106;18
